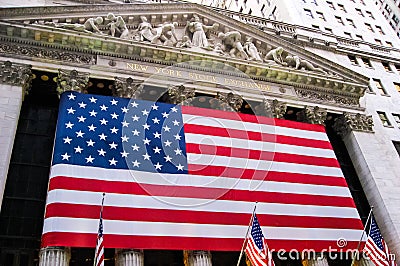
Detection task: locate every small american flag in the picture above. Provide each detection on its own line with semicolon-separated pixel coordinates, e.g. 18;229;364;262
364;216;397;266
94;193;105;266
245;214;275;266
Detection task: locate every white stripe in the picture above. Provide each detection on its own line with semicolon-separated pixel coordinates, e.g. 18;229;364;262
45;189;361;219
50;164;352;197
185;133;336;158
182;114;329;141
187;154;344;177
42;216;364;241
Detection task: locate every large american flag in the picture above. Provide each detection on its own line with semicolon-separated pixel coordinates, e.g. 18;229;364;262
41;91;364;251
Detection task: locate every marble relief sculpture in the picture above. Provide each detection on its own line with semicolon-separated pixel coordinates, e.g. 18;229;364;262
185;15;219;49
137;16;154;42
217;31;249;60
244;37;262;62
45;16;105;35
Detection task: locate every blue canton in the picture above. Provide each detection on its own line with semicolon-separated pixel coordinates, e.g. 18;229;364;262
369;217;385;251
251;215;265;251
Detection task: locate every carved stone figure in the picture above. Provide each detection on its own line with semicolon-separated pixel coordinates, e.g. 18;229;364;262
177;36;192;48
264;46;287;65
285;55;326;74
185;15;218;48
106;13;129;39
137;16;154;42
244;37;262;62
152;22;179;45
46;17;104;35
217;31;249;60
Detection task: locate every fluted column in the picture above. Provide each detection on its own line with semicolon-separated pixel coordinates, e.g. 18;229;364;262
57;69;89;96
211;92;243;112
255;99;287;118
302;253;329;266
168;85;195;106
115;249;144;266
39;247;71;266
114;77;144;99
184;250;212;266
0;61;32;212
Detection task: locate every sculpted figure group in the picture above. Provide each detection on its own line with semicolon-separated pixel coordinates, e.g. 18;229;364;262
43;13;326;74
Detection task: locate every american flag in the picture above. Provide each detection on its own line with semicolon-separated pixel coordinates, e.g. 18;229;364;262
245;214;275;266
364;217;397;266
41;91;364;251
94;193;105;266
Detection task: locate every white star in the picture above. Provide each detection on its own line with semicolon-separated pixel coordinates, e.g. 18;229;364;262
109;142;118;149
86;139;95;147
121;135;129;142
76;130;85;138
61;152;70;160
111;113;119;119
110;99;118;105
132;160;141;167
174;134;181;140
88;124;96;131
89;110;97;117
122;121;130;127
174;148;182;155
164;140;172;147
67;107;75;114
89;96;97;103
100;118;108;125
68;93;76;100
74;146;83;153
142;109;149;116
151;103;159;110
77;116;86;123
153;132;161;139
110;127;119;134
99;133;107;140
131;101;138;108
162;112;169;118
132;129;140;136
143;153;151;160
131;144;140;151
85;155;94;163
65;122;74;129
63;136;72;144
154;162;162;170
100;104;108;111
78;102;87;108
176;164;184;171
171;106;178;112
164;155;172;162
121;151;129;158
143;138;151;145
163;125;171;132
172;120;180;126
98;149;106;156
109;158;118;165
132;115;140;122
143;123;150;130
152;117;160;124
153;146;161;154
121;107;129;113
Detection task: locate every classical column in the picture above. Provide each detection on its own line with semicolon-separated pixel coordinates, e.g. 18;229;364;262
57;69;89;95
255;99;287;118
303;105;327;125
302;253;329;266
168;85;195;106
114;77;144;99
115;249;144;266
212;92;243;112
0;61;32;212
184;250;212;266
333;112;374;138
39;247;71;266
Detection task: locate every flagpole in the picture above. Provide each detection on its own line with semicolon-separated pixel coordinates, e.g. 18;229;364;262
94;192;106;266
350;206;373;266
236;202;257;266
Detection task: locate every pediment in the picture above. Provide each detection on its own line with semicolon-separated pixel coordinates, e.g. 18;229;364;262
0;3;369;108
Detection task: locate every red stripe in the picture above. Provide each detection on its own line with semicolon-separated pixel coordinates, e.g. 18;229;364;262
49;176;356;207
41;232;363;251
44;203;363;230
181;106;326;133
184;124;332;149
187;165;348;187
186;143;340;167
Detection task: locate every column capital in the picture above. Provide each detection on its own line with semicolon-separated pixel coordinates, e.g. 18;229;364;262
184;250;212;266
255;99;287;118
115;249;144;266
114;77;144;99
39;247;70;266
212;92;243;112
333;112;374;138
168;85;195;106
57;69;89;96
0;61;32;97
304;106;327;125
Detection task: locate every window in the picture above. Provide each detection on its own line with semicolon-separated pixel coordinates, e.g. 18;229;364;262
375;39;382;45
327;1;335;9
344;32;352;38
362;58;373;68
365;23;374;32
376;25;385;34
377;111;391;126
312;24;320;29
304;9;314;18
394;65;400;73
355;8;364;16
384;4;392;13
392;14;399;25
316;11;326;21
312;0;318;5
386;41;393;47
392;114;400;127
347;18;356;27
348;55;359;65
338;3;346;12
374;79;387;94
382;62;391;72
325;27;333;33
394;82;400;93
335;16;344;25
366;11;375;19
359;0;366;5
393;141;400;156
355;34;363;40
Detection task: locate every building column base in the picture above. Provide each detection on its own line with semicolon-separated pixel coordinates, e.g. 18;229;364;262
115;249;144;266
39;247;70;266
184;250;212;266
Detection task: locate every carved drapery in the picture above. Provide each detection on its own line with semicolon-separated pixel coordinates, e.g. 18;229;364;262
39;247;70;266
57;69;89;96
333;113;374;138
115;249;144;266
0;61;32;97
212;92;243;112
255;99;287;119
303;106;327;125
168;85;195;106
184;250;212;266
114;77;144;99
